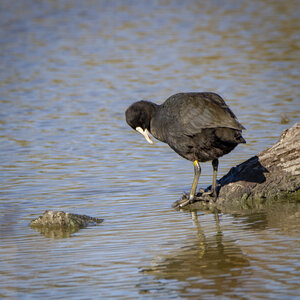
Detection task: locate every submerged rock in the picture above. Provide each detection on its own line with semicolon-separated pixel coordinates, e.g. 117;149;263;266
174;123;300;209
30;211;103;237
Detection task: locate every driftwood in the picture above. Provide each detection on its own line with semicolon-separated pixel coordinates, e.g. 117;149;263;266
174;123;300;209
30;211;103;238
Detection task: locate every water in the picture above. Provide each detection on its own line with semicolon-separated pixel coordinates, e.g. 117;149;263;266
0;0;299;299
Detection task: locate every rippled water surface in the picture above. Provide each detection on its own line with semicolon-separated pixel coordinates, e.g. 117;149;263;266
1;1;300;299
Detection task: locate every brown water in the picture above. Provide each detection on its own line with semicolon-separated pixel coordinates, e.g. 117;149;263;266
0;1;299;299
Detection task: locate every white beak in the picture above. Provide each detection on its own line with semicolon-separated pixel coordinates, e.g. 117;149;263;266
136;127;153;144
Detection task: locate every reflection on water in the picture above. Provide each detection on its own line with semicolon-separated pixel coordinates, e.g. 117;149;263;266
139;202;300;298
31;225;77;239
140;212;251;297
0;0;299;298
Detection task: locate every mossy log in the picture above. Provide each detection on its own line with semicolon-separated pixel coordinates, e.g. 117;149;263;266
174;123;300;209
30;211;103;237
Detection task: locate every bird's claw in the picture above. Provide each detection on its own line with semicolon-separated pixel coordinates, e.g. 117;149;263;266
179;199;192;208
179;193;193;207
173;189;218;209
172;193;193;208
198;187;218;202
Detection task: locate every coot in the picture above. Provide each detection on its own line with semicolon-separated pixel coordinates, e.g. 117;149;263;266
125;92;246;207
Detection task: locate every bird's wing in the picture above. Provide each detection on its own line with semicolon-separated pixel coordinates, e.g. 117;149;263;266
164;93;245;136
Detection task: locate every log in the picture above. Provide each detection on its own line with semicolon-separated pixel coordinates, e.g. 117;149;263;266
174;123;300;209
30;211;104;238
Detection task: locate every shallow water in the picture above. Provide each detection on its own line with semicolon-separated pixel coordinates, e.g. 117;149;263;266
0;0;299;299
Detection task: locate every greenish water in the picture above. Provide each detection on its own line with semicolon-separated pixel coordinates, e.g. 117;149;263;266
0;1;299;299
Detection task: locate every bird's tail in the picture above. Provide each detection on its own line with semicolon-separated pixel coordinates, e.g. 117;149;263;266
216;128;246;144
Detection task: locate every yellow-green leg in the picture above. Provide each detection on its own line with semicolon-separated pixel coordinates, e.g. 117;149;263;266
190;160;201;201
180;160;201;207
212;159;219;201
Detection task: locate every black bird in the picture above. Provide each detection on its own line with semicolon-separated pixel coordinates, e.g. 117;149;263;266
125;92;246;207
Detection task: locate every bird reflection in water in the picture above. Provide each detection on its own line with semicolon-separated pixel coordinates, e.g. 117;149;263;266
138;211;251;297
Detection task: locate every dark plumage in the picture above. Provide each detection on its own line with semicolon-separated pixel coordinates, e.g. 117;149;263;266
125;92;246;206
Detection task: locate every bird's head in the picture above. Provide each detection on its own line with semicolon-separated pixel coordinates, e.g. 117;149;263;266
125;100;158;144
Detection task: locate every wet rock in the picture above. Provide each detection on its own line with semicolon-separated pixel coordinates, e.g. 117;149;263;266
30;211;103;237
174;123;300;209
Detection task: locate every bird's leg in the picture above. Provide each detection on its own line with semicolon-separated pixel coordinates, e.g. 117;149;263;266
180;160;200;207
190;160;201;201
211;158;219;201
201;159;218;201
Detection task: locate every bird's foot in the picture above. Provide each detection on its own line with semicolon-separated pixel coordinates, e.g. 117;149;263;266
173;191;211;209
173;187;219;209
179;193;193;208
172;193;193;208
198;188;218;202
179;199;191;208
